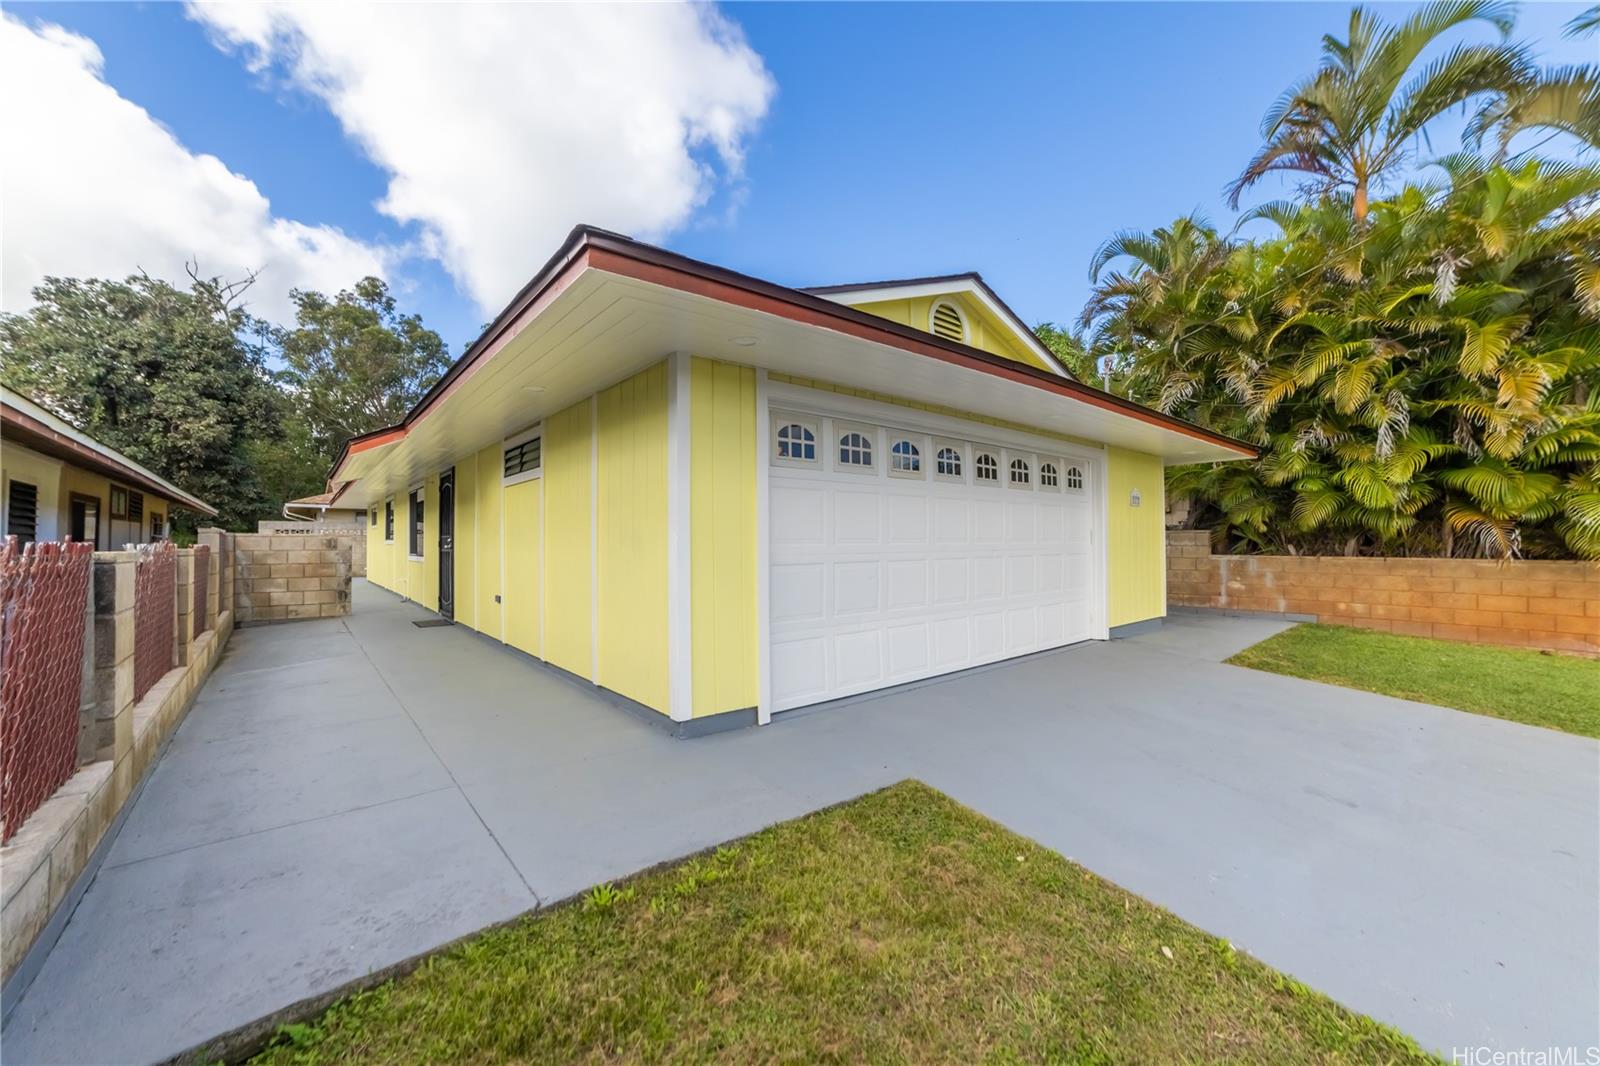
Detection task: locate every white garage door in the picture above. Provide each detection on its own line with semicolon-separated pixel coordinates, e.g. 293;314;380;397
768;407;1098;711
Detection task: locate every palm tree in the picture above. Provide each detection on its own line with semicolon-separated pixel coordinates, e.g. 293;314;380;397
1227;1;1532;222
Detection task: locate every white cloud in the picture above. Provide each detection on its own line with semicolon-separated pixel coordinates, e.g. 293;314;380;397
0;13;390;324
188;2;775;313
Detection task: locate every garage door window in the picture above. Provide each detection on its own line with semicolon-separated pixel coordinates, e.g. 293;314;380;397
1064;465;1084;490
974;451;1000;484
1040;462;1060;489
934;441;964;482
888;438;922;479
774;419;817;465
1009;457;1032;488
837;428;874;471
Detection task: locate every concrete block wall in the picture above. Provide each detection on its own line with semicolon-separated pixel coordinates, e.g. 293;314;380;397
232;534;353;625
251;524;366;577
1167;530;1600;656
2;540;235;992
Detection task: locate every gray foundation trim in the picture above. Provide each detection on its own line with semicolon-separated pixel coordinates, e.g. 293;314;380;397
1169;605;1317;623
461;626;754;739
1108;617;1163;639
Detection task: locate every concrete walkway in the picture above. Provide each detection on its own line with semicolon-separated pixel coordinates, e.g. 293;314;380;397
5;581;1596;1063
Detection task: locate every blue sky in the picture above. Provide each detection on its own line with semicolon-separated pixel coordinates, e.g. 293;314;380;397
5;2;1593;354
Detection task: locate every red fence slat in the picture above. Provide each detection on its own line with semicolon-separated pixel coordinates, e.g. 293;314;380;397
133;542;175;705
1;537;94;843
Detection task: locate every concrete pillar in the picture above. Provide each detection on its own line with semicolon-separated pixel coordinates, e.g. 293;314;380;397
197;528;223;629
174;548;195;665
90;552;137;765
76;559;98;765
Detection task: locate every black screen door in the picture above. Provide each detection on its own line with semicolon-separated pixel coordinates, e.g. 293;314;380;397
437;468;455;621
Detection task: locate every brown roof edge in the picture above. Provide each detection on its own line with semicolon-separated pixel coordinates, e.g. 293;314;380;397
330;226;1255;479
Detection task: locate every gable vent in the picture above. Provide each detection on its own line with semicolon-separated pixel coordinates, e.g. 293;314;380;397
930;302;965;342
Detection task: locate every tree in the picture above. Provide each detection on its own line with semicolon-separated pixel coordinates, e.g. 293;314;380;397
1091;159;1600;559
1226;1;1533;221
274;277;450;464
1031;322;1097;382
0;271;283;532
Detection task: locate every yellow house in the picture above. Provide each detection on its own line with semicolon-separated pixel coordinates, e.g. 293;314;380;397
336;227;1253;735
2;386;216;546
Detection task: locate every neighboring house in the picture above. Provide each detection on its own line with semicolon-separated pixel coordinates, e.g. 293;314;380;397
279;490;366;528
1;386;216;547
337;226;1254;733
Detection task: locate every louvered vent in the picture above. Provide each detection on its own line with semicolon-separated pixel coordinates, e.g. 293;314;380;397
930;302;965;342
7;480;39;543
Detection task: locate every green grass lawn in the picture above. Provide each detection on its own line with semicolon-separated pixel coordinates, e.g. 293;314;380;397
1228;623;1600;738
246;782;1433;1065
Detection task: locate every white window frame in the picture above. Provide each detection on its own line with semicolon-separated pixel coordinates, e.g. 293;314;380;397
833;421;877;475
384;498;395;543
407;483;425;560
503;425;543;487
972;447;1002;487
932;438;966;483
886;432;925;480
1063;463;1086;492
1007;452;1035;491
771;412;820;468
1038;458;1062;492
928;299;968;343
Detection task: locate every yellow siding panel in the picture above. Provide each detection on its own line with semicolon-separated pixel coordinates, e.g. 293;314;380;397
407;472;440;612
1106;447;1166;628
473;444;504;641
596;363;670;714
453;457;477;630
689;357;758;718
503;477;543;658
543;398;594;679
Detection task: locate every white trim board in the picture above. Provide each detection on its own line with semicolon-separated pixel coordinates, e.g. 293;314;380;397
755;369;773;725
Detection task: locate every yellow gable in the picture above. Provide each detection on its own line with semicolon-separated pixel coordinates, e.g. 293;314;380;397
808;276;1067;378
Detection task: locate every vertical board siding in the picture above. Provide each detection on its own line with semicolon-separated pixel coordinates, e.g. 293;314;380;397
1106;447;1166;628
474;444;504;640
503;478;543;658
405;471;440;613
542;398;594;679
596;363;670;713
455;456;477;630
689;358;758;717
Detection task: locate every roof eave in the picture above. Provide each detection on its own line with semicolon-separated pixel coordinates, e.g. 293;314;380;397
330;226;1256;481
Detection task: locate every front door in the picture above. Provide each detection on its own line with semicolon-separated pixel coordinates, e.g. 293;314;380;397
437;468;455;621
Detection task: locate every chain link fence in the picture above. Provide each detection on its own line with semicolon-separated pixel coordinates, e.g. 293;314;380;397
133;542;176;705
192;544;210;635
1;537;94;843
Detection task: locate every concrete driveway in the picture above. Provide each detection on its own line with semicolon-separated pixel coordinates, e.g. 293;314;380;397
5;580;1596;1063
